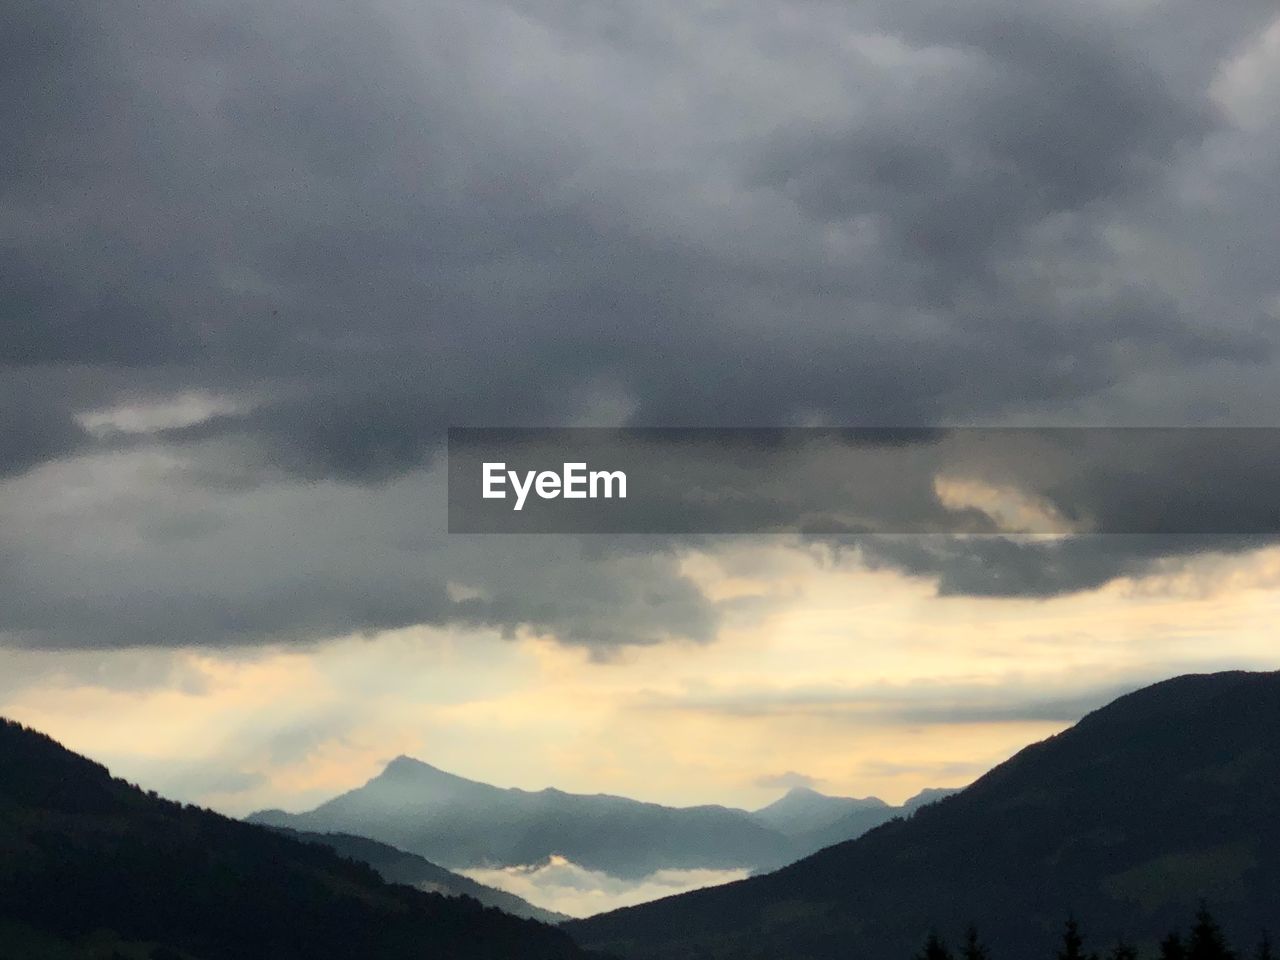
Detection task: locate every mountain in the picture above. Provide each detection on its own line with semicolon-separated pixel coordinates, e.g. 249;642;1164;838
249;756;794;879
566;671;1280;960
272;827;569;923
901;786;956;810
0;717;594;960
749;786;889;837
784;785;959;855
248;757;944;881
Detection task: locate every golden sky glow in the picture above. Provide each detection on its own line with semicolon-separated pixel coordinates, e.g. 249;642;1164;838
3;539;1280;818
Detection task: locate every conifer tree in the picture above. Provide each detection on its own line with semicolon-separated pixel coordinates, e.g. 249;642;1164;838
1256;932;1273;960
1188;904;1236;960
1059;917;1099;960
918;930;955;960
1163;933;1188;960
963;925;989;960
1110;940;1139;960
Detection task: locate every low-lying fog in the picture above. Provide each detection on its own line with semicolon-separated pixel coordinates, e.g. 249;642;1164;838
458;856;750;918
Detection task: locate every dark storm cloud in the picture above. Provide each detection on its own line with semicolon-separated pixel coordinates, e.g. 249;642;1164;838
757;10;1208;256
0;454;717;651
448;428;1280;537
0;384;89;477
2;0;1280;648
854;533;1274;598
5;0;1273;435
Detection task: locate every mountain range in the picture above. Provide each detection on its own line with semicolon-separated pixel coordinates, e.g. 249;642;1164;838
248;758;951;880
0;717;593;960
6;670;1275;960
565;671;1280;960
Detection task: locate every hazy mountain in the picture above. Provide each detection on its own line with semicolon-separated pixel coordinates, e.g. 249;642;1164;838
901;786;957;811
567;671;1280;960
785;785;959;854
249;757;945;880
249;756;794;879
271;828;570;923
750;786;889;836
0;717;594;960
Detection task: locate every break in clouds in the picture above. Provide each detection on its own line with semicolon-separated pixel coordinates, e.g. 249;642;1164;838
4;0;1280;653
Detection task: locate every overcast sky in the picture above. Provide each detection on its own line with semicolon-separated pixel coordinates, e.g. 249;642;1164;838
3;0;1280;819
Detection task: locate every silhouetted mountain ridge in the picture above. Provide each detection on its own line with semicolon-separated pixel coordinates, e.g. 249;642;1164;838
567;671;1280;960
0;717;594;960
268;827;570;923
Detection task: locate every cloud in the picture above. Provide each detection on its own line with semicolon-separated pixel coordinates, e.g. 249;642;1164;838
0;381;91;479
120;760;268;801
854;759;991;783
457;856;749;918
854;533;1275;598
2;0;1280;649
7;0;1279;449
645;675;1151;727
753;771;823;791
0;648;211;699
0;454;716;651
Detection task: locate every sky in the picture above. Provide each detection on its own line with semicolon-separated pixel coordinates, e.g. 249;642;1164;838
3;0;1280;832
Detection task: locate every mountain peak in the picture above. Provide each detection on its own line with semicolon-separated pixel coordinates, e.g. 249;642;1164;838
368;754;498;797
764;786;888;809
376;754;468;783
783;785;824;798
384;754;437;773
752;783;891;837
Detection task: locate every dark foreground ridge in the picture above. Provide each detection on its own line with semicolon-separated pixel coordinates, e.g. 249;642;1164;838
267;826;571;924
0;717;594;960
566;671;1280;960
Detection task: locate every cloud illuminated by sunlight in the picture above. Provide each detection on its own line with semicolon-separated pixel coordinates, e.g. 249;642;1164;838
1;540;1278;818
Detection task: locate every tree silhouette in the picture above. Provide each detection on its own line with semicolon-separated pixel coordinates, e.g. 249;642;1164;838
917;931;955;960
901;906;1260;960
1059;917;1099;960
1188;905;1236;960
962;925;989;960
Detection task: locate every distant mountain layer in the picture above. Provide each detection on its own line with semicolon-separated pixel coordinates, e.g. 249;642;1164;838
749;786;888;836
0;717;593;960
249;762;792;879
273;827;569;924
566;671;1280;960
248;760;951;880
785;785;954;854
